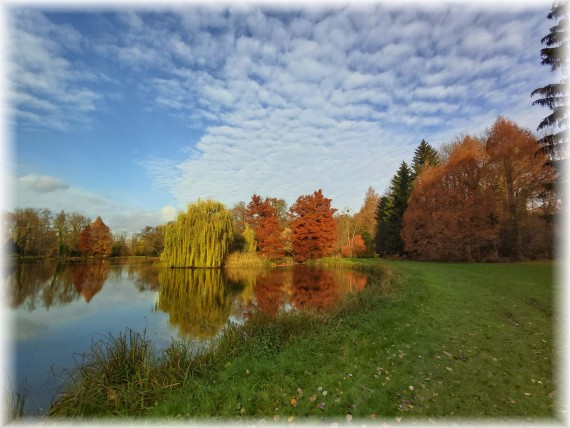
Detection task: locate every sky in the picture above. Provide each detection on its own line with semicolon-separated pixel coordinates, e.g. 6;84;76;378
2;0;558;234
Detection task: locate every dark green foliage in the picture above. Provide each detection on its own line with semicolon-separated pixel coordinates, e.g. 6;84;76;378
531;1;567;163
374;162;412;257
411;139;439;180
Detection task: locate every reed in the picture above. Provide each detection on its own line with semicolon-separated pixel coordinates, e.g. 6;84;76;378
224;252;273;268
48;329;194;417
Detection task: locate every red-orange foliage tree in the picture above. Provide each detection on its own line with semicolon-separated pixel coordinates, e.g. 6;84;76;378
77;224;93;256
485;117;555;259
245;194;285;259
341;234;367;258
402;136;498;261
78;217;113;257
289;189;337;262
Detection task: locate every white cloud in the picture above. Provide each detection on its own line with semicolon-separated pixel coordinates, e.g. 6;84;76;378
11;5;552;216
11;173;167;234
9;10;107;131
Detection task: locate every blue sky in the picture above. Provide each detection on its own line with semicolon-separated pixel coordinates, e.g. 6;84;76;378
4;1;556;234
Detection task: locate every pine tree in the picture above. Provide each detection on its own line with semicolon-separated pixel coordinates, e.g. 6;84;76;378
374;162;412;256
411;139;439;180
531;1;567;165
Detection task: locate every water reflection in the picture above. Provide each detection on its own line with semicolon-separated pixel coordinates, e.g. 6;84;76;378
72;262;110;302
157;269;243;339
7;261;372;416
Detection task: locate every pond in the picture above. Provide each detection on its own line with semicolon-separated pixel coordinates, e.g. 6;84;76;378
5;259;371;416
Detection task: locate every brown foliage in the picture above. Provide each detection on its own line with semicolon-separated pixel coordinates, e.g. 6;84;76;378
402;117;555;261
402;136;498;261
78;217;113;256
289;189;337;263
485;117;555;259
72;262;110;302
341;234;367;258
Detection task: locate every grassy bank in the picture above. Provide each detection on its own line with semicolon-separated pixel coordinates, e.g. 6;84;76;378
48;259;557;423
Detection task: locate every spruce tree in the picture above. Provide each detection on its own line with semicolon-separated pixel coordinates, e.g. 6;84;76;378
374;162;412;256
411;139;439;180
531;1;567;165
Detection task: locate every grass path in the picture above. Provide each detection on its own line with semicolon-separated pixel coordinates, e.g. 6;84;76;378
143;260;557;423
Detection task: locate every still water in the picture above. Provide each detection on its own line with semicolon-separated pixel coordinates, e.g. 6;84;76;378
5;259;370;416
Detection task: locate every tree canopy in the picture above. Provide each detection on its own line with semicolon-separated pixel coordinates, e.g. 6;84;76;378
289;189;337;263
161;200;235;268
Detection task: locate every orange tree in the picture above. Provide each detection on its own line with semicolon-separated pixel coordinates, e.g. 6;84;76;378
245;194;285;259
288;189;336;262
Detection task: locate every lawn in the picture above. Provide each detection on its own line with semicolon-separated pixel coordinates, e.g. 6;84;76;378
49;259;559;424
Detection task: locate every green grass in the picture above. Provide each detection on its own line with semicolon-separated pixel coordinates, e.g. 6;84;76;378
48;259;558;423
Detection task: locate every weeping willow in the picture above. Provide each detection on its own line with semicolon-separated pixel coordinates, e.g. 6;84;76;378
157;268;232;339
161;199;235;268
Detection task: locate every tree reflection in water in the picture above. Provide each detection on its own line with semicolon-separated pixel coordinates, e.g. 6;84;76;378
228;266;369;315
157;269;243;339
72;262;110;303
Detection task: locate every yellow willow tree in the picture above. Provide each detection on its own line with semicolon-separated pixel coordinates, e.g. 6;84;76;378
161;199;235;268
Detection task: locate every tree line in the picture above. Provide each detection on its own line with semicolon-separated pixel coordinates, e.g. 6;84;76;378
377;117;558;262
4;209;165;258
3;115;559;264
5;3;565;264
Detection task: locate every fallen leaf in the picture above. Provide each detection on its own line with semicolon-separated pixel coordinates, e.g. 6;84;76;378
409;385;414;391
524;392;532;396
346;414;353;423
290;398;297;407
287;415;295;423
309;394;317;402
317;386;323;392
445;367;453;372
317;402;326;410
296;387;303;397
396;416;402;423
273;415;280;422
245;369;251;376
322;390;328;396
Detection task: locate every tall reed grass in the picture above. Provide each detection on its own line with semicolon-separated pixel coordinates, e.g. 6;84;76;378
48;329;195;417
224;252;273;268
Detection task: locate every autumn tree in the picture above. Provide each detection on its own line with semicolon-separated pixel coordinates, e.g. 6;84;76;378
67;212;91;255
230;201;248;232
375;162;412;256
402;136;498;261
77;217;112;256
485;117;555;259
111;232;129;257
7;208;57;256
90;217;113;256
78;224;93;256
531;1;568;165
245;194;285;259
354;186;379;255
161;199;235;268
335;207;359;257
134;226;164;256
288;189;337;262
54;210;68;256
